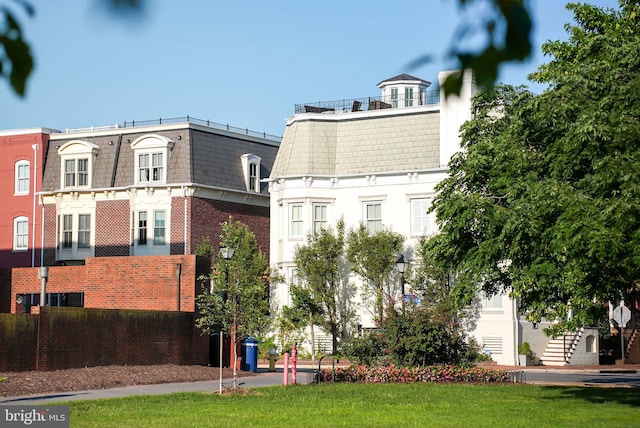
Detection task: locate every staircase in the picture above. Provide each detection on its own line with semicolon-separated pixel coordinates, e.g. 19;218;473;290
624;328;640;363
539;329;583;366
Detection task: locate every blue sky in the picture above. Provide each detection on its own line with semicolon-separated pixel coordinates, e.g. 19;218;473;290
1;0;619;137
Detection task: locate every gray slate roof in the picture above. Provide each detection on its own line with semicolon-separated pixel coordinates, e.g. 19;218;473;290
377;74;431;87
42;124;279;195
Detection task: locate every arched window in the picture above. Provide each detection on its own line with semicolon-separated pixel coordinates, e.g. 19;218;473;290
586;335;596;353
13;216;28;251
131;134;174;185
241;153;261;192
58;140;99;189
15;160;30;195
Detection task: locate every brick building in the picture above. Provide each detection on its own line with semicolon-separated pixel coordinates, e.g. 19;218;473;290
0;129;52;269
2;117;279;311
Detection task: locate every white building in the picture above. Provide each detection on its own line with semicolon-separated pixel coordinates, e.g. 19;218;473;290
267;72;598;366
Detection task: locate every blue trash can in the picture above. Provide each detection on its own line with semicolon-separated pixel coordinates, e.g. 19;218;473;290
242;337;259;372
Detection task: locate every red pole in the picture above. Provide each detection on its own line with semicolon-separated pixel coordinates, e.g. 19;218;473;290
283;352;289;385
292;343;297;384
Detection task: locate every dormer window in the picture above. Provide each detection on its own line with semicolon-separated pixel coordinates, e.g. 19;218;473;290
241;153;261;193
58;140;99;189
138;152;164;183
131;134;174;185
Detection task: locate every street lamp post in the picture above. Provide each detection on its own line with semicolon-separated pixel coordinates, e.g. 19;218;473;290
219;245;235;393
396;254;407;311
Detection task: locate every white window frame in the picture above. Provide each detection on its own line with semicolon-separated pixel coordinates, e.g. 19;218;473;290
482;293;503;311
249;163;258;191
61;214;73;249
312;203;327;234
13;216;28;251
405;87;414;107
289;203;303;239
390;88;398;108
241;153;262;193
364;201;382;234
410;198;432;237
131;134;174;186
78;214;91;248
58;140;98;189
15;160;30;195
153;210;166;245
138;211;148;246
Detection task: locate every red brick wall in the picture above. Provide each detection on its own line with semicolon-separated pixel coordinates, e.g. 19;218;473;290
189;197;270;259
95;199;131;257
171;194;189;255
8;255;209;314
42;203;58;266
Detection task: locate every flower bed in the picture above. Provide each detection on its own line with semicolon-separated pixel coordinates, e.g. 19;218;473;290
318;365;510;384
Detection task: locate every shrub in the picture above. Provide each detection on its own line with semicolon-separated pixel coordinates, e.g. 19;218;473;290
339;332;390;366
318;365;510;384
384;306;472;366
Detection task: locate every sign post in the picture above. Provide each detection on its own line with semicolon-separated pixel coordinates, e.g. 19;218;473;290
612;305;631;363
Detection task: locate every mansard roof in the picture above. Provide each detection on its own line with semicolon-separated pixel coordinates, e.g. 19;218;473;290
42;123;279;194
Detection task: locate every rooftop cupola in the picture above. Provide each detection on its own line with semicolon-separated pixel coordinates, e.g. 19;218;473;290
377;74;432;108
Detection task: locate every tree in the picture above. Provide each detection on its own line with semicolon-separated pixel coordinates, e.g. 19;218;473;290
2;0;531;97
346;224;404;326
277;282;323;359
195;218;270;385
428;1;640;335
293;219;346;354
411;235;477;331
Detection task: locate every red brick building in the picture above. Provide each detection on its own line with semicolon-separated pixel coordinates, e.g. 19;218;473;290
0;129;52;269
1;117;279;311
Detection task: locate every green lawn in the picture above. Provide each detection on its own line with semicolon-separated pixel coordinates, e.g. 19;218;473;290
68;383;640;427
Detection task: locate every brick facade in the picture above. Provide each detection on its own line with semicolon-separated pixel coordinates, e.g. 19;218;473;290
7;255;210;314
190;197;270;259
95;199;131;257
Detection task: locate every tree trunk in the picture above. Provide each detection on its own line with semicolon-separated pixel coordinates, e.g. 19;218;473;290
309;311;316;361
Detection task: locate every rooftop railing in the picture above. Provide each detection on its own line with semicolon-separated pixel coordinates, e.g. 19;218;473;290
295;90;440;115
65;115;281;142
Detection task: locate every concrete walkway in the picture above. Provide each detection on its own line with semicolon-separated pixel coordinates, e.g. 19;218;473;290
0;366;317;406
1;363;638;405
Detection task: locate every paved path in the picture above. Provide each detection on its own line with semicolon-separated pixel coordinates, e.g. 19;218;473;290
0;367;317;405
1;364;638;405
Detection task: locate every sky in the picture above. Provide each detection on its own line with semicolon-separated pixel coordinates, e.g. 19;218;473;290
1;0;620;138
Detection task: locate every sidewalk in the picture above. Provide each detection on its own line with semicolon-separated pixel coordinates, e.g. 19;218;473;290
1;362;637;405
0;365;316;406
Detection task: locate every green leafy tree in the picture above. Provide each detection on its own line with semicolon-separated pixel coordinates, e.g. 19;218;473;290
276;283;322;358
293;219;346;354
429;1;640;334
196;218;270;385
346;224;404;326
412;236;478;332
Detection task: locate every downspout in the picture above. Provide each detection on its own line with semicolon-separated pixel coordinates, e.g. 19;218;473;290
182;185;188;255
40;195;45;267
31;144;39;267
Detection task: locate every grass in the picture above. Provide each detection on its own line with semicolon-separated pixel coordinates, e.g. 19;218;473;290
67;383;640;428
